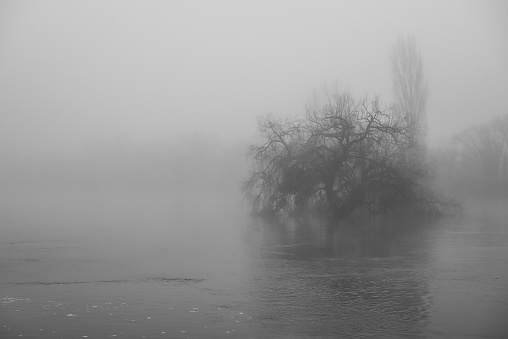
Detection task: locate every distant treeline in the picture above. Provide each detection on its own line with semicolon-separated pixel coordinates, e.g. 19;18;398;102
431;114;508;197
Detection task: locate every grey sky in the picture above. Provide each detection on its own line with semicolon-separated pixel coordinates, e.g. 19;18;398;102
1;0;507;155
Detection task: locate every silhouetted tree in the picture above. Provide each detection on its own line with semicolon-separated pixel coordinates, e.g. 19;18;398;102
244;91;449;217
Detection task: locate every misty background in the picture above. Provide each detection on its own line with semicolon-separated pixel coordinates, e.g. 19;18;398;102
1;0;507;201
1;2;508;338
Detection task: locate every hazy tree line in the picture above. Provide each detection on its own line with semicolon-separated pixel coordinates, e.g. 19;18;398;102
432;114;508;197
244;35;456;218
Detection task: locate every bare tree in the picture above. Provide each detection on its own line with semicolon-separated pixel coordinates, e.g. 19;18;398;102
391;34;428;147
244;90;449;217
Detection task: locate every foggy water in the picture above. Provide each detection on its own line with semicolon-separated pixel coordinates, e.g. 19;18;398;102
1;192;507;338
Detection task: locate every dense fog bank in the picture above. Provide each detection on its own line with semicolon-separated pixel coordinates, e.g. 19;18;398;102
0;136;249;213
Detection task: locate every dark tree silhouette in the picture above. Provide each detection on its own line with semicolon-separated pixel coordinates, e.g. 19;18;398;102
244;91;450;217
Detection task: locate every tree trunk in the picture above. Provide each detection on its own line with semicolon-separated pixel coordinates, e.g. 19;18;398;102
334;186;362;218
324;181;337;215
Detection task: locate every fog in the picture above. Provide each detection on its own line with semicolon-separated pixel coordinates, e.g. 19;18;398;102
1;1;508;338
1;0;507;158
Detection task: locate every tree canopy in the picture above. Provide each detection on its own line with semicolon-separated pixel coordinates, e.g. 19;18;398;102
244;92;450;217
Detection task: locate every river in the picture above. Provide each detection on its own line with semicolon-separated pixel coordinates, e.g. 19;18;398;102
1;191;507;338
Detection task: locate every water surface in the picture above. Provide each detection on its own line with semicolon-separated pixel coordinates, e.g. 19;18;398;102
1;192;507;338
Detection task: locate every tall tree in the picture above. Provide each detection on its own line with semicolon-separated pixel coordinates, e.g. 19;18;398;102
391;35;428;147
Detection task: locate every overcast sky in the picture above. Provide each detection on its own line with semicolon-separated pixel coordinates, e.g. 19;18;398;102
1;0;507;155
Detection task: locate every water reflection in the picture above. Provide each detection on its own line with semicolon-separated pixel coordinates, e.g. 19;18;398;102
246;216;433;338
254;216;434;259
